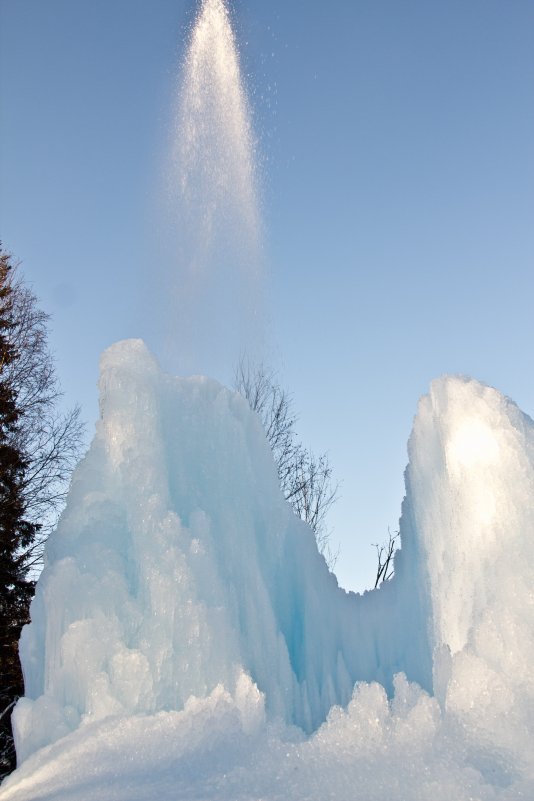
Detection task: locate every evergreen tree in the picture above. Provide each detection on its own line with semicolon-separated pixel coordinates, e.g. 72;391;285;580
0;251;36;777
0;247;83;778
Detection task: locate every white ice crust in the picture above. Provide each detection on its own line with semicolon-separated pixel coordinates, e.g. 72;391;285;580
3;339;533;800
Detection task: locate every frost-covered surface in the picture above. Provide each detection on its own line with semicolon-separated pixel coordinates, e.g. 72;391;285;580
3;674;533;801
2;341;533;800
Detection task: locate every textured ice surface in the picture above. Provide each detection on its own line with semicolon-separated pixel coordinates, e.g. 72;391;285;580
11;340;421;760
3;341;534;800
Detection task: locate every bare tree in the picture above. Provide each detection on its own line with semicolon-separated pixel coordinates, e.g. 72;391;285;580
4;266;84;569
373;528;399;589
234;358;339;569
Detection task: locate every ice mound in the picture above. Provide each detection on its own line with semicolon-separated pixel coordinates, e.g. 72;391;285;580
404;376;534;773
4;342;534;799
11;340;417;763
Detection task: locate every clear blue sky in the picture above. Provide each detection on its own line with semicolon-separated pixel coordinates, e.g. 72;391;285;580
1;0;533;591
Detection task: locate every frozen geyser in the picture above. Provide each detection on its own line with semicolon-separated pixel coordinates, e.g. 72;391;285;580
2;2;533;798
11;339;417;761
2;341;532;801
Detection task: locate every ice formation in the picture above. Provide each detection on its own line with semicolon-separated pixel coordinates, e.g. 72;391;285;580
2;339;533;800
10;339;421;760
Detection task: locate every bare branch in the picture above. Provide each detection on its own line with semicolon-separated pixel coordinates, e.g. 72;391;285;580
234;356;339;570
373;528;399;589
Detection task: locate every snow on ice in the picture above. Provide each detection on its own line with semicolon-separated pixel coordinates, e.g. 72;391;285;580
1;339;533;800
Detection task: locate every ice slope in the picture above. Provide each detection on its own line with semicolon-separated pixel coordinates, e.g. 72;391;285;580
2;340;533;800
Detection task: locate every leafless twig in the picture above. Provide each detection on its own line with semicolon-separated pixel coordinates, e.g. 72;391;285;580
373;528;399;588
234;357;339;569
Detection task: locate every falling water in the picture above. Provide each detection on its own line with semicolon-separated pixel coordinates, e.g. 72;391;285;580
153;0;263;379
176;0;261;264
